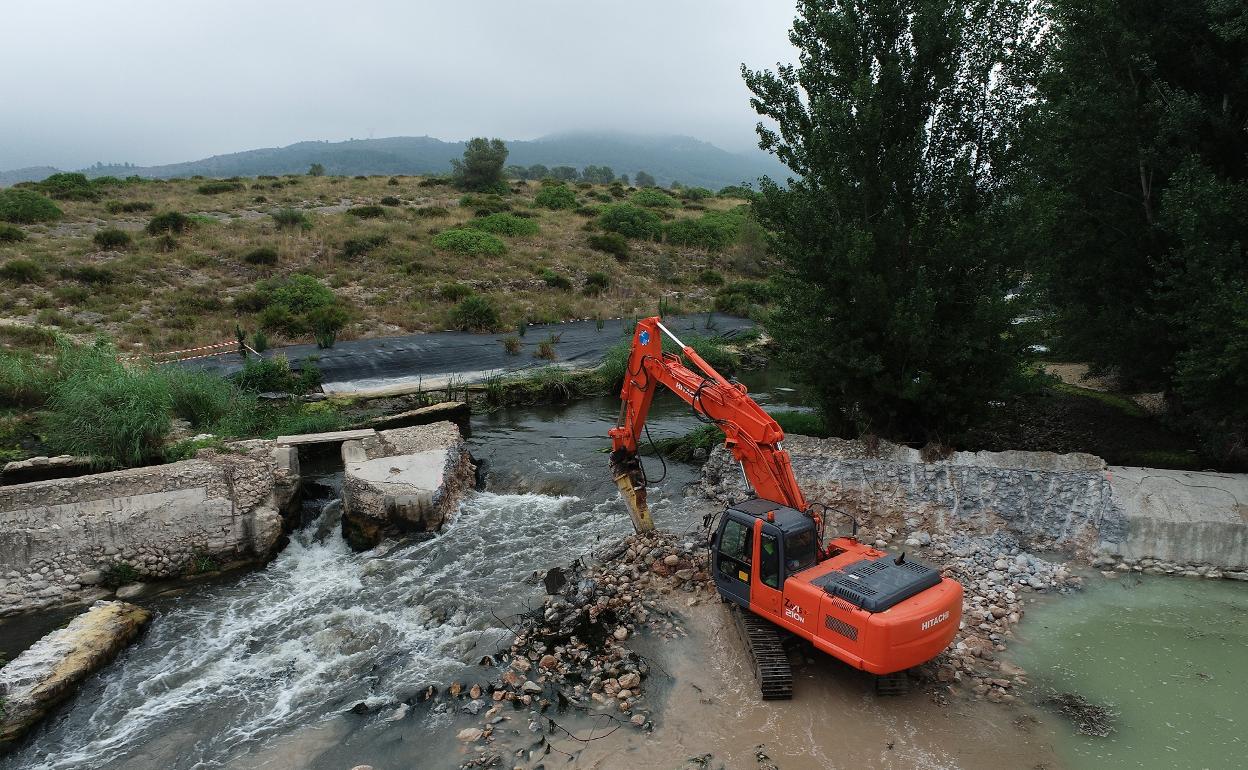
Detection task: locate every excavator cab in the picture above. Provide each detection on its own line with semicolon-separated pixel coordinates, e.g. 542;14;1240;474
710;498;817;608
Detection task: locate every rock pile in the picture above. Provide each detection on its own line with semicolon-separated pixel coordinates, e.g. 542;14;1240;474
447;530;716;765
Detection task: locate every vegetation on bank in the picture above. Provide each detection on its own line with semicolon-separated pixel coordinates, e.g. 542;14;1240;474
0;339;343;468
744;0;1246;469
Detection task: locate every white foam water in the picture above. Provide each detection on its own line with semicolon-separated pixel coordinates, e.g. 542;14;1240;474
4;490;639;770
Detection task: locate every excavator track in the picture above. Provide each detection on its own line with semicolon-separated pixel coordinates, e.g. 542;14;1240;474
731;605;793;700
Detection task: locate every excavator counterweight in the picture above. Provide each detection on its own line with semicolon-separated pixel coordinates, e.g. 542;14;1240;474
609;317;962;693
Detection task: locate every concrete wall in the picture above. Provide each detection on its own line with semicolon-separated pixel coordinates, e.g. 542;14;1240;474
701;436;1248;570
0;441;298;617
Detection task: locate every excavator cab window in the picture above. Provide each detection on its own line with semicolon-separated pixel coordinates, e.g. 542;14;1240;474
760;533;780;588
784;527;817;573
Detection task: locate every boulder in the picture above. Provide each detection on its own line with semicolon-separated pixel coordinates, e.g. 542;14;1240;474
340;423;475;550
0;601;151;749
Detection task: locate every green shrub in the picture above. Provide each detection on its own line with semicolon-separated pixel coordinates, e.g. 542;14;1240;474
539;268;572;290
449;295;499;331
587;233;630;261
718;185;757;200
93;228;132;250
146;211;191;234
197;180;244;195
69;265;114;285
271;208;312;230
418;177;448;187
161;368;235;427
630;188;679;208
232;354;318;394
0;189;63;223
346;205;385;219
714;280;775;317
697;269;724;286
244;246;279;265
34;173;100;201
414;205;449;217
341;234;388;259
574;205;601;217
379;196;401;206
536;339;557;360
105;200;154;214
469;213;540;236
502;335;522;355
42;343;172;468
0;224;25;243
681;187;715;201
597;204;662;239
663;210;745;251
0;259;41;283
459;193;511;215
101;562;141;588
432;228;506;256
438;283;475;302
307;304;349;348
535;184;578;210
584;271;610;295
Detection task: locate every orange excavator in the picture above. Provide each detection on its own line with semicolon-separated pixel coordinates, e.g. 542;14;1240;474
609;317;962;697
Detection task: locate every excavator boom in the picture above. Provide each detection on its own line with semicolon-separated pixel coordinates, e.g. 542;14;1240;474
608;317;806;531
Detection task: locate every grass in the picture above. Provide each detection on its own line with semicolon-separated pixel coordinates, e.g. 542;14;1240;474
1050;381;1148;418
0;173;760;358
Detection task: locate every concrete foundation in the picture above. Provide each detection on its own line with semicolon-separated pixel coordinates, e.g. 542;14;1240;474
0;441;299;617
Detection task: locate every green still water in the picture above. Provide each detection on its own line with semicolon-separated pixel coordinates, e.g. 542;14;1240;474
1010;574;1248;769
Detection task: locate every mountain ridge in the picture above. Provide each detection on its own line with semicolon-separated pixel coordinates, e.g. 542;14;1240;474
1;132;789;190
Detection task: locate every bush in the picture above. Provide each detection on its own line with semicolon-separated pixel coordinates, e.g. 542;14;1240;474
535;184;578;210
346;205;385;219
341;234;388;259
0;224;25;243
162;367;235;427
418;177;449;187
0;259;42;283
697;269;724;286
469;213;539;236
681;187;715;201
0;189;63;223
70;265;114;285
105;200;154;214
42;342;173;468
432;229;506;256
232;354;319;394
597;204;662;239
502;335;522;355
587;232;630;260
379;195;402;206
414;205;449;217
146;211;191;235
197;180;244;195
93;228;132;250
307;304;349;348
34;173;100;201
630;188;679;208
714;280;775;317
438;283;475;301
459;193;511;215
584;271;610;295
663;210;744;251
271;208;312;230
243;246;279;265
540;268;572;290
536;340;557;360
449;295;499;331
718;185;756;199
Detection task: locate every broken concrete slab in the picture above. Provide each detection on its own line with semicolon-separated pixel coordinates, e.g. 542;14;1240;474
341;422;475;550
0;601;151;750
0;440;299;617
362;401;470;431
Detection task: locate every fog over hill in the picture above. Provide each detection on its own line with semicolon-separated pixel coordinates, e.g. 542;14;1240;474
0;132;789;190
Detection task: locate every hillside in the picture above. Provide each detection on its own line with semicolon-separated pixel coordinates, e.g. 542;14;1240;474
3;133;789;191
0;174;771;360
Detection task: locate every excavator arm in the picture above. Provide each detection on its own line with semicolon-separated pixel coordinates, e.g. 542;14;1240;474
608;317;808;532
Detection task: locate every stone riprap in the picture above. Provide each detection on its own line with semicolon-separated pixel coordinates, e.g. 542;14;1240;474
701;435;1248;571
340;422;475;550
0;600;151;750
0;441;298;617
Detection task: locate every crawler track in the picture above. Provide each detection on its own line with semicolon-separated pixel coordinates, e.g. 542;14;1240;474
731;605;793;700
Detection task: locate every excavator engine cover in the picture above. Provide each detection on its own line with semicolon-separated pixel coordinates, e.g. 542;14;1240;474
811;556;942;613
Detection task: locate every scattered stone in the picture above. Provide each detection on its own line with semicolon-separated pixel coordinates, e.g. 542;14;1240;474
456;727;484;742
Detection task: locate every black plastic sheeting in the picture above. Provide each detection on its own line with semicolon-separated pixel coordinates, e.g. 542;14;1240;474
180;313;755;392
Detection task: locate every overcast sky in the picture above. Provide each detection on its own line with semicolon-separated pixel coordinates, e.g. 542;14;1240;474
1;1;799;171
